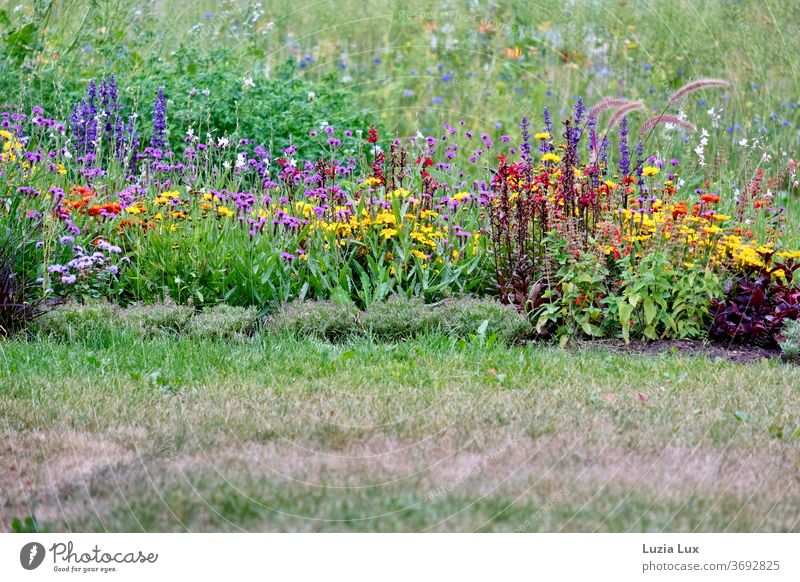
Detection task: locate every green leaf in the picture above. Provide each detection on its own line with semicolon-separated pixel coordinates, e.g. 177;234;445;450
643;299;657;325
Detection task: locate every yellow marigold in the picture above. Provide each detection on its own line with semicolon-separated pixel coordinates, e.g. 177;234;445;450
217;206;234;217
375;212;396;226
380;228;398;239
534;132;551;140
126;204;145;215
412;249;427;260
642;166;659;177
542;153;561;163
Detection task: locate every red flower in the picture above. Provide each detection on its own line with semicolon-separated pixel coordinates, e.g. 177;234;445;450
700;193;720;204
366;125;379;143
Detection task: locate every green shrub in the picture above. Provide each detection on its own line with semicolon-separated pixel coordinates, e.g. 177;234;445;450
779;319;800;361
188;304;259;340
121;302;194;337
264;301;361;341
265;297;531;344
36;301;123;341
434;298;532;344
361;297;435;340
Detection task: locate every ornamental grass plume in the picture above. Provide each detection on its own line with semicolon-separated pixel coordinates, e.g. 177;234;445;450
588;97;633;120
607;102;646;132
667;78;729;107
639;114;697;136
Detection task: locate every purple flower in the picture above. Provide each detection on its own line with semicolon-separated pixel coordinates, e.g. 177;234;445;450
61;274;77;285
60;235;75;245
150;87;168;150
618;116;630;178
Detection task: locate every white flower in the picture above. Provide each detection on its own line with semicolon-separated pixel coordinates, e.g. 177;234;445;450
738;138;748;147
307;92;316;101
223;160;232;170
218;136;229;148
243;77;254;89
236;152;246;168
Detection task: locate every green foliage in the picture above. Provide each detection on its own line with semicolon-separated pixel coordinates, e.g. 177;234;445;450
535;249;721;345
188;304;259;340
36;300;121;341
608;254;721;343
121;301;194;336
779;319;800;361
265;296;531;344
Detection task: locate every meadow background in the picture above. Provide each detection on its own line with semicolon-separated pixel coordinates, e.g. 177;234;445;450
1;0;799;533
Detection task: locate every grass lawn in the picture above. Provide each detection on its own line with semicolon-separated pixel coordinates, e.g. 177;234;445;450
1;334;799;533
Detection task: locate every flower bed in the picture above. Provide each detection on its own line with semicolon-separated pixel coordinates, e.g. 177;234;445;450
1;79;798;347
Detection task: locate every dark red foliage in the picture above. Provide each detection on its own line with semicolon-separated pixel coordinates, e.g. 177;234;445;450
0;237;53;338
708;259;800;347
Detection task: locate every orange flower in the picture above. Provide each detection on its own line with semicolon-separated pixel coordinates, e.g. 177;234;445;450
88;203;122;216
699;193;720;204
671;202;688;219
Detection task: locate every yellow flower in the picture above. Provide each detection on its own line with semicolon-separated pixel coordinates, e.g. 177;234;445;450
776;250;800;260
642;166;659;177
541;153;561;163
389;188;410;198
712;214;731;222
412;249;427;260
380;228;398;239
375;212;396;226
126;204;145;215
534;132;550;140
217;206;234;217
360;177;382;188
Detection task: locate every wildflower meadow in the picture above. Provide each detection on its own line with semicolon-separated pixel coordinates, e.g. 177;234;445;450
1;0;799;540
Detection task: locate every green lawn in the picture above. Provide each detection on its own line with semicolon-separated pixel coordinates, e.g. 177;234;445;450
1;334;799;532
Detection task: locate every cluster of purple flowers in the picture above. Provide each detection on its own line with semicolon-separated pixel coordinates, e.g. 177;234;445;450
46;242;123;288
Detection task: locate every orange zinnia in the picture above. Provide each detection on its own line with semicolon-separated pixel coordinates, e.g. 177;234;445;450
699;193;720;204
672;202;688;219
